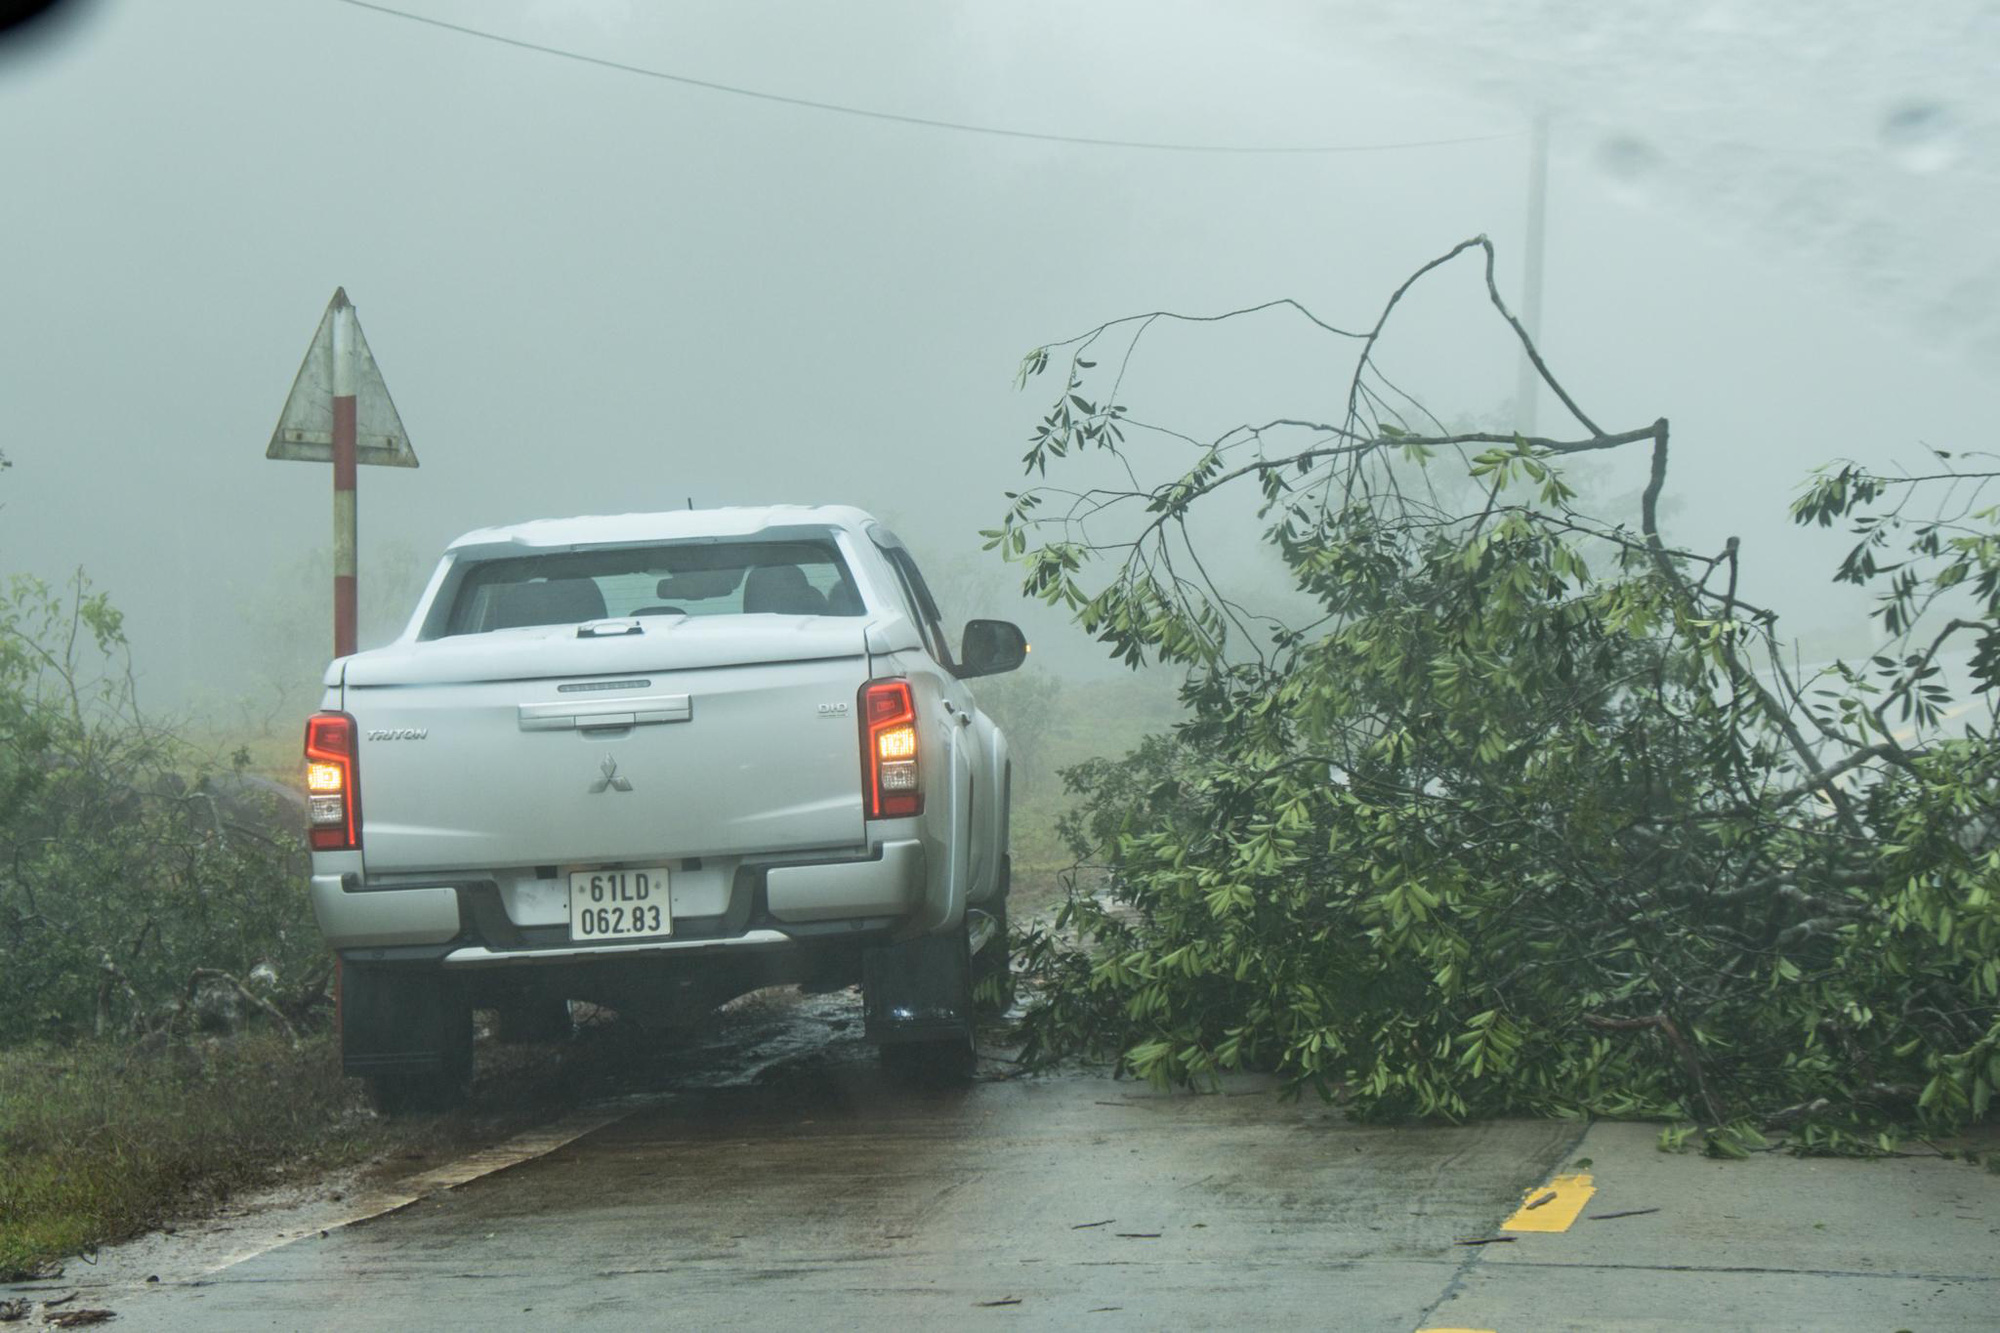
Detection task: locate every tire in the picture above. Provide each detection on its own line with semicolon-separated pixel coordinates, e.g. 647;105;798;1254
971;897;1013;1016
870;924;977;1085
345;965;473;1115
494;993;572;1044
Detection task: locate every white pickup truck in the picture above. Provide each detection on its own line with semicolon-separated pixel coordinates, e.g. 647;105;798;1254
303;506;1025;1110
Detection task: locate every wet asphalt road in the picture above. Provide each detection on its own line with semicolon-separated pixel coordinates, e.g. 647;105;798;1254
12;992;1999;1331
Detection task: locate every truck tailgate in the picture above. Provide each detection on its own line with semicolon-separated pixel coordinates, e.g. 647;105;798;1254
345;626;870;874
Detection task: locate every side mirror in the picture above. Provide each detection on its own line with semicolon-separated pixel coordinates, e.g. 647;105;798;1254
956;619;1028;678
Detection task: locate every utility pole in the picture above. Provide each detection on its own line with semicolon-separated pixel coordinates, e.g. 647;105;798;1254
1514;112;1550;437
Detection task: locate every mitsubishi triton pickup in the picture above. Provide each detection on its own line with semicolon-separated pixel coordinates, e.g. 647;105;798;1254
302;506;1025;1111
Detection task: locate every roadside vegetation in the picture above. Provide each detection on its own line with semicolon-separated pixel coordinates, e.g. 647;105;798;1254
997;238;2000;1156
0;570;346;1277
0;572;323;1047
0;1034;363;1278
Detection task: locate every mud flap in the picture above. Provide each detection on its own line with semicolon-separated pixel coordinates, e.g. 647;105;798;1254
340;962;472;1078
862;930;973;1045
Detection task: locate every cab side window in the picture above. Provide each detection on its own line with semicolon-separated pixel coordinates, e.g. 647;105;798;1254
881;547;956;671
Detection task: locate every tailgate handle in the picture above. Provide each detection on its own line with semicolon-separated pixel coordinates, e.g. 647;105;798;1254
518;694;692;731
577;618;645;638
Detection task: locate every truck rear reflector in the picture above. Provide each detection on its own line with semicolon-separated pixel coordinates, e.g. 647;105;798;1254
304;711;362;851
861;679;921;819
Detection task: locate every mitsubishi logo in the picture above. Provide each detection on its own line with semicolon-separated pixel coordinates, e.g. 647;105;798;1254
589;757;633;794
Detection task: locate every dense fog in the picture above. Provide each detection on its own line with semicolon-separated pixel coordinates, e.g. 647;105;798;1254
3;0;1994;713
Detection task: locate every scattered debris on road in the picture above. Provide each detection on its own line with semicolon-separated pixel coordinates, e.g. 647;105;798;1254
974;1297;1023;1307
1453;1236;1516;1246
1589;1207;1662;1221
1070;1220;1113;1230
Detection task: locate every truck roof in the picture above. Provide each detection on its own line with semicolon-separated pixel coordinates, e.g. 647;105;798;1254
445;505;879;553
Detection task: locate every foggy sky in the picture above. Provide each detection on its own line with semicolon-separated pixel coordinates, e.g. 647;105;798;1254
3;0;1995;710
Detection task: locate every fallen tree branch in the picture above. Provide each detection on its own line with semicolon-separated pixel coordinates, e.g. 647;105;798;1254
1583;1010;1726;1127
171;967;300;1048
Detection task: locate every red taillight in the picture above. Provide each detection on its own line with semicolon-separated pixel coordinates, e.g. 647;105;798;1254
304;711;362;851
861;679;922;819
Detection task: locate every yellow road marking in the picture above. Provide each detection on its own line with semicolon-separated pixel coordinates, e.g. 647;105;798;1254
1499;1171;1595;1232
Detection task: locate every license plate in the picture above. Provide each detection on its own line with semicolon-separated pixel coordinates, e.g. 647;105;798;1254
568;867;671;942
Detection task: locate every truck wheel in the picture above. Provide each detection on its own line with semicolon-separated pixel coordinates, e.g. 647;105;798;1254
494;994;572;1044
866;925;977;1085
971;897;1013;1016
344;965;474;1115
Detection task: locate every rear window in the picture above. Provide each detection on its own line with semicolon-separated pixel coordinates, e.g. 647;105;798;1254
437;539;864;636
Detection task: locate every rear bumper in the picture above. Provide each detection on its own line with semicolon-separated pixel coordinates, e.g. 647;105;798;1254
310;838;927;961
766;838;923;922
310;874;461;949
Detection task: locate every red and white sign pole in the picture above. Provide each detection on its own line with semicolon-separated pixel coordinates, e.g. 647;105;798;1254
331;295;360;659
268;287;415;657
